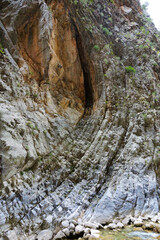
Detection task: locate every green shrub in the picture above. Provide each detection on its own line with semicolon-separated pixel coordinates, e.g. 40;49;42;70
125;66;136;73
142;53;148;59
93;45;100;51
142;2;148;10
103;27;112;36
108;0;114;3
104;58;108;64
0;43;4;54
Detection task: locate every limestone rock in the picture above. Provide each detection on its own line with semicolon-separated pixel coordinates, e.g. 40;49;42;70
0;0;160;238
4;230;18;240
37;230;53;240
89;233;100;239
61;220;69;228
134;220;143;227
62;228;70;237
83;222;99;229
107;223;117;229
116;222;124;228
75;225;85;234
0;212;6;226
69;223;75;230
42;215;53;229
54;231;66;240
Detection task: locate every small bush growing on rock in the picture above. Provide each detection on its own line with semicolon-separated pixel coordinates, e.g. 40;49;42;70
125;66;136;73
93;45;100;51
104;58;108;64
103;27;112;36
0;43;4;54
108;0;114;3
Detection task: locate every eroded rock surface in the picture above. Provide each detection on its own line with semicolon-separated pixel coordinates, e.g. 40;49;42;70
0;0;160;238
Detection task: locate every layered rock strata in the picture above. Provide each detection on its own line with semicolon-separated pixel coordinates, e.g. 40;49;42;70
0;0;160;238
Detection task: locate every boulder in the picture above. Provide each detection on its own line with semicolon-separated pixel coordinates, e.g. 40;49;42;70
61;220;69;228
4;230;18;240
107;223;117;229
42;215;53;229
83;222;99;229
152;223;160;233
84;228;90;234
77;218;83;225
89;233;100;239
116;222;124;228
83;233;91;239
90;229;100;235
134;220;143;227
37;229;53;240
75;225;85;234
54;231;66;240
69;223;75;230
62;228;70;237
143;223;154;230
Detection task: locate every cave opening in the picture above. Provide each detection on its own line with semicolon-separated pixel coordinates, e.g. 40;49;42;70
74;24;94;112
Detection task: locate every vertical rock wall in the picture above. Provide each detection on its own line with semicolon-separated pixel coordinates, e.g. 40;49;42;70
0;0;160;238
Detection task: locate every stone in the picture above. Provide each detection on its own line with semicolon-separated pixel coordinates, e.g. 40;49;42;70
143;223;154;230
116;222;124;228
84;228;90;234
122;217;130;225
83;234;91;239
107;223;117;229
134;220;143;227
42;215;53;229
71;220;77;225
90;229;100;235
69;223;75;230
61;220;69;228
37;230;52;240
77;218;83;225
151;216;158;223
4;230;18;240
83;222;99;229
0;213;6;226
62;228;70;237
54;231;66;240
28;235;37;240
89;233;100;239
121;6;132;14
152;223;160;233
75;225;85;234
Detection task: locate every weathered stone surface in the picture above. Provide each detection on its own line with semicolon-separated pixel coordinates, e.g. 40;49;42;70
62;228;70;237
89;233;100;240
37;229;52;240
83;222;99;230
54;231;66;240
4;230;18;240
42;215;53;229
134;220;143;227
75;225;85;234
0;0;160;238
61;220;69;228
107;223;117;229
116;222;124;228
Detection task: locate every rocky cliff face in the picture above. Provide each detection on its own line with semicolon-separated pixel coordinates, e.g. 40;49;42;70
0;0;160;239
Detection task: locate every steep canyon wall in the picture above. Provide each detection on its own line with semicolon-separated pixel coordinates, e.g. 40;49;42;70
0;0;160;238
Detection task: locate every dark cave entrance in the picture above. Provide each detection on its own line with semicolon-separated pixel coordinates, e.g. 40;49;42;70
74;24;94;112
